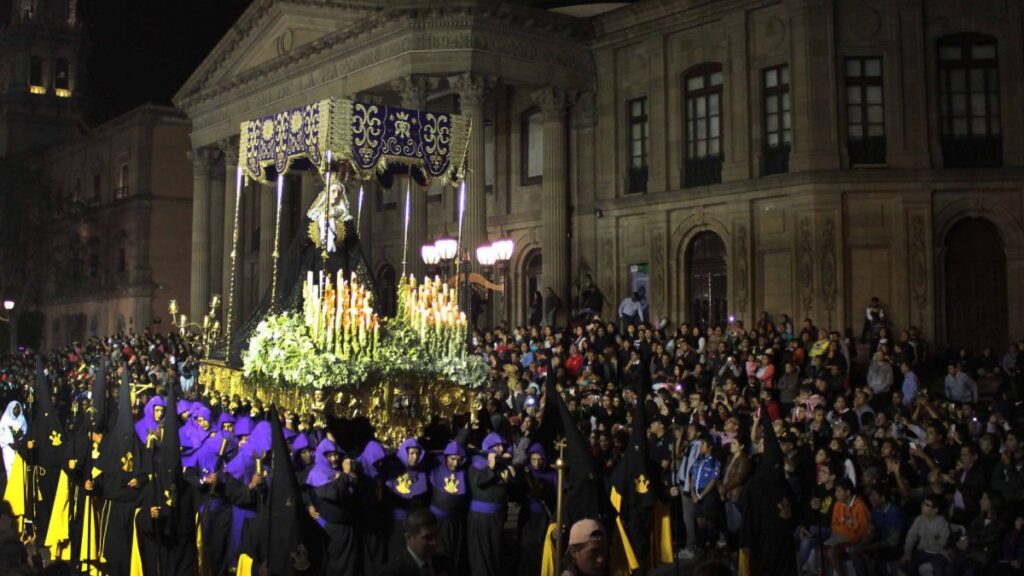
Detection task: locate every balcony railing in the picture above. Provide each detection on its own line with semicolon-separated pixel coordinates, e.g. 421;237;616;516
114;186;130;200
684;155;723;188
848;136;887;166
628;166;648;194
942;136;1003;168
762;143;791;176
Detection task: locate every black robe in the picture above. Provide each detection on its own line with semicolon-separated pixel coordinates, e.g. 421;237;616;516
467;457;510;576
310;473;361;576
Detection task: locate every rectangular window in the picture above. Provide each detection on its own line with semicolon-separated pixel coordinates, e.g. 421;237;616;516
29;55;44;94
115;163;129;199
684;65;723;187
938;35;1002;167
521;108;543;185
117;248;126;273
627;97;649;193
379;184;397;211
484;121;495;193
54;58;70;92
762;64;791;175
92;174;101;203
845;57;886;165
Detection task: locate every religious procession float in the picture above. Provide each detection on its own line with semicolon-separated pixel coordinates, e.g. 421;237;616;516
200;97;490;445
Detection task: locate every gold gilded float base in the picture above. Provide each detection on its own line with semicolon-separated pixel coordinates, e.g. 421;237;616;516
200;360;473;447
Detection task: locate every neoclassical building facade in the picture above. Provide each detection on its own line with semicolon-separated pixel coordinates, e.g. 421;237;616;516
175;0;1024;353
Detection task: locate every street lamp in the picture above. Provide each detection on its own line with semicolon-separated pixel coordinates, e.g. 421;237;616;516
1;300;14;354
168;295;223;360
422;235;459;282
474;238;514;326
475;244;497;268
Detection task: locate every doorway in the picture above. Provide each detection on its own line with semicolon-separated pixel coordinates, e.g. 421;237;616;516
523;250;542;324
944;218;1007;353
686;231;728;327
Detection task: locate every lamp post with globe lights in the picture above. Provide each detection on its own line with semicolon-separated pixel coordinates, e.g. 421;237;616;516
1;300;14;353
168;294;224;360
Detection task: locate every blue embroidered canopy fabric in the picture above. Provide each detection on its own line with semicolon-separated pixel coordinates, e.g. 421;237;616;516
239;98;471;185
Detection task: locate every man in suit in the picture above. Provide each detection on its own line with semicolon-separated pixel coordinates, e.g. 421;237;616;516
381;509;451;576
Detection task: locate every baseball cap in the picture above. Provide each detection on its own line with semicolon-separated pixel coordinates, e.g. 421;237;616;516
568;519;606;546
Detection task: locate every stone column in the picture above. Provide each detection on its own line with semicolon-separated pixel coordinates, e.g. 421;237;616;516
209;166;225;306
392;75;438;280
448;73;490;267
188;148;216;320
218;138;239;324
300;171;319;213
532;87;572;326
259;183;274;300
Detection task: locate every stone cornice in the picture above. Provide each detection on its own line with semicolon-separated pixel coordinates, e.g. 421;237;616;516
592;0;777;48
174;1;594;115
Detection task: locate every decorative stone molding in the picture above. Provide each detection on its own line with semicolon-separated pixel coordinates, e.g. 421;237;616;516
797;216;814;317
821;216;837;316
447;73;492;109
651;227;666;315
532;87;574;122
572;91;597;131
735;223;748;315
217;137;239;166
910;215;929;329
175;3;593;114
187;148;219;174
391;75;439;109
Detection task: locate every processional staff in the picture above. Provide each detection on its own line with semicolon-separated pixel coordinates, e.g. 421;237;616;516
553;437;568;576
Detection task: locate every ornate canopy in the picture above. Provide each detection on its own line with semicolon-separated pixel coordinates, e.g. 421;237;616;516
239;97;472;185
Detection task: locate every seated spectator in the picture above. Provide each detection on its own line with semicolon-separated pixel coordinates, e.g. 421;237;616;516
850;486;904;576
903;494;952;575
824;478;870;570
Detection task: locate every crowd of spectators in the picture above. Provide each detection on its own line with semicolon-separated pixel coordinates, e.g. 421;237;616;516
1;292;1023;575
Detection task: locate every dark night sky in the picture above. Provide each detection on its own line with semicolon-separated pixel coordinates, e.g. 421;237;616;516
77;0;252;123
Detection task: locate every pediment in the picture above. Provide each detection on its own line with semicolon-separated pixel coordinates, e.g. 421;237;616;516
175;0;379;108
214;4;370;83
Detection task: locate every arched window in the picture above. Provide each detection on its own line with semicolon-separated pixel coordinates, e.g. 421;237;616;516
938;34;1001;167
683;64;723;187
521;107;543;185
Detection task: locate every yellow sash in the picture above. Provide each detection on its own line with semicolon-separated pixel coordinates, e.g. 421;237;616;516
43;469;70;559
130;509;144;576
540;522;558;576
3;452;26;519
236;553;255;576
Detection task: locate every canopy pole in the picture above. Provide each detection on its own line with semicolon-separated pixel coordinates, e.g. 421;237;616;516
401;177;411;279
226;166;244;349
271;173;284;304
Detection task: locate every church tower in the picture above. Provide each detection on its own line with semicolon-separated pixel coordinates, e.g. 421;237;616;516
0;0;85;157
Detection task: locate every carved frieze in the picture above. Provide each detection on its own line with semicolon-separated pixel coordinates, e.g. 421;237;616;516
797;216;814;316
821;217;837;313
735;224;748;315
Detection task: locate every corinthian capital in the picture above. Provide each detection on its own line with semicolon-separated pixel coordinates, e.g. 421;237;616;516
217;137;239;166
447;73;494;110
391;75;439;109
531;87;575;121
187;148;219;173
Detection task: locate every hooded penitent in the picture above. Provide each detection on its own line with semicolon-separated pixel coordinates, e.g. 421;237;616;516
134;395;167;446
244;405;324;576
384;437;429;520
305;438;342;489
738;404;798;576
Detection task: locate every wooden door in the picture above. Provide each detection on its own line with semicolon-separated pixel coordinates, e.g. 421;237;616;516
944;218;1007;353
